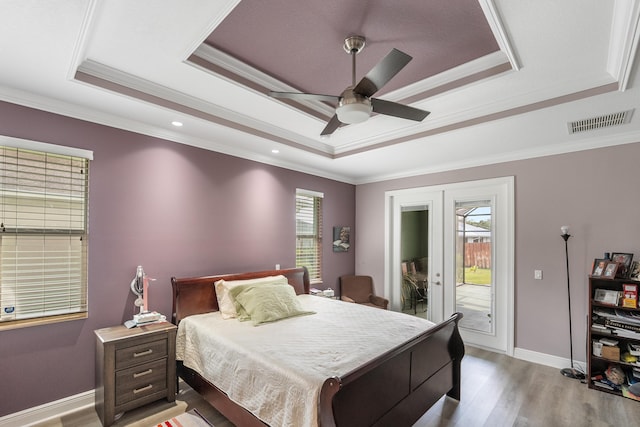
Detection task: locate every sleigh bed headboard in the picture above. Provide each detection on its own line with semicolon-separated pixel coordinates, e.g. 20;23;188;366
170;266;309;325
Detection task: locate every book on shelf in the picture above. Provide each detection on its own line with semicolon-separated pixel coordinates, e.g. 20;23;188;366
623;283;638;309
593;381;615;391
592;377;622;391
611;328;640;340
599;337;619;346
605;319;640;334
629;342;640;357
615;309;640;325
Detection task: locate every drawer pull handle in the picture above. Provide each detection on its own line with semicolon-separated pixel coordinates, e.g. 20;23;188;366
133;384;153;394
133;349;153;358
133;369;153;378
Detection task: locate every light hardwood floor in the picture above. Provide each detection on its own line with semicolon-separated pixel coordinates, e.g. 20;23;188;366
34;346;640;427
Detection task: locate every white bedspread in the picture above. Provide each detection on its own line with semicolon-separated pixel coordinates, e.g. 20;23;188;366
176;295;436;427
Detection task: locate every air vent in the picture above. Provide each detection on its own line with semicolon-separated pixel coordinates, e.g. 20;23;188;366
568;109;634;134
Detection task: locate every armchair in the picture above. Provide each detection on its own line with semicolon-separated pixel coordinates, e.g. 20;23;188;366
339;275;389;309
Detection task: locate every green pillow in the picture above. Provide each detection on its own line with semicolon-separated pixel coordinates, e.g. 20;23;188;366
229;282;285;321
230;283;315;325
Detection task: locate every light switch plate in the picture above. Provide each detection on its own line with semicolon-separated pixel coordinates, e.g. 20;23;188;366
534;270;543;280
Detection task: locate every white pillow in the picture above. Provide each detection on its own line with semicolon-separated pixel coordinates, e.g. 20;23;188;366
214;275;288;319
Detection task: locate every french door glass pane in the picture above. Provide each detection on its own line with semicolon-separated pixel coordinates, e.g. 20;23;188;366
455;201;493;333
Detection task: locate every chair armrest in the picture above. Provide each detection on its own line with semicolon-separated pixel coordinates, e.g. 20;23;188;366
369;295;389;310
341;296;355;303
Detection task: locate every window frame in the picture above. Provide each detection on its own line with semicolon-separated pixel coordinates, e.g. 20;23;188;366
0;137;92;330
295;188;323;284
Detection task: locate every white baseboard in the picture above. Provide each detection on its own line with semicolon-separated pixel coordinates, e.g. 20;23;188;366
514;347;587;374
0;389;94;427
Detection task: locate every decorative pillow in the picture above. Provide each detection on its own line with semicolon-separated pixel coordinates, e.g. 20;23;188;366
214;275;288;319
230;283;315;325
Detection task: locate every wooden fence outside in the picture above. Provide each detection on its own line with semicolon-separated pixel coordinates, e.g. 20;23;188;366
464;242;491;269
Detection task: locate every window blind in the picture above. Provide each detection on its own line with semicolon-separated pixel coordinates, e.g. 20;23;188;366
0;145;89;323
295;189;323;283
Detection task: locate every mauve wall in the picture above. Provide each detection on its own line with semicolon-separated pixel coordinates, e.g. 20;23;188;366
0;101;355;416
355;142;640;364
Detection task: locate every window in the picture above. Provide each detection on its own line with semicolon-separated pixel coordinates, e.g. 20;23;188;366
295;189;323;284
0;140;91;329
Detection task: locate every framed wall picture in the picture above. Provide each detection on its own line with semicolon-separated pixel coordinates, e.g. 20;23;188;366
591;258;607;277
333;226;350;252
610;252;634;277
602;261;619;279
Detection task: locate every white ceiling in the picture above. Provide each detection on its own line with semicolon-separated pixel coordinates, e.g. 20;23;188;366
1;0;640;184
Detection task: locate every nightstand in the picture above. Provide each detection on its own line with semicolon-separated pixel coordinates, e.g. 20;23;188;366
94;322;177;426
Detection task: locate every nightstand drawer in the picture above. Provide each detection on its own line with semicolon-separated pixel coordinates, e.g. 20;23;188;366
115;338;167;369
115;359;167;406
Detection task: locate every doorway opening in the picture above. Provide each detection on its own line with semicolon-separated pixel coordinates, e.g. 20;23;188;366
400;207;429;319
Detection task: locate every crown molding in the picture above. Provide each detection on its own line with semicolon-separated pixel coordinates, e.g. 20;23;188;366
608;0;640;91
356;126;640;185
0;83;357;184
479;0;521;71
382;51;511;103
75;59;334;155
189;43;335;117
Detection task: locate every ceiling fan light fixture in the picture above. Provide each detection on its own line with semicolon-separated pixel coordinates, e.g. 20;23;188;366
336;102;372;124
336;90;372;124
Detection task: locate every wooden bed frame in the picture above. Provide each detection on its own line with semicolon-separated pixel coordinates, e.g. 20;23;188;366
171;267;464;427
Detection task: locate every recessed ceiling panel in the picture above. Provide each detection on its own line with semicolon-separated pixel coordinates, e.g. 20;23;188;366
205;0;500;96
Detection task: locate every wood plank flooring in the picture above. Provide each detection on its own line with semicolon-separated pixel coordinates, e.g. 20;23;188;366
33;346;640;427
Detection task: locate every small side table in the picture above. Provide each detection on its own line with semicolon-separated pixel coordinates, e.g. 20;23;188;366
94;322;177;426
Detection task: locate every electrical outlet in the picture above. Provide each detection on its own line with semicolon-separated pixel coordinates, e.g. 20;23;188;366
534;270;543;280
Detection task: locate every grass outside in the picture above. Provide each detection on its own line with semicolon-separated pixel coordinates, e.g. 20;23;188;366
463;267;491;285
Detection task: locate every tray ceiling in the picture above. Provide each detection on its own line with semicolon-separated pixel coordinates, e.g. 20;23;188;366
1;1;640;183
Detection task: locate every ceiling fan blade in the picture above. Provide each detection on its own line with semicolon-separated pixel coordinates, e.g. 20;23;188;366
320;114;342;136
268;91;339;104
353;49;412;97
371;98;430;122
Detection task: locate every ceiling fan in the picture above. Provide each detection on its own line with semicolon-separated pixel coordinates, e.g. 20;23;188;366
268;35;430;136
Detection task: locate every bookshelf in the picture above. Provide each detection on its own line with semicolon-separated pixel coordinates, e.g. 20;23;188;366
588;276;640;401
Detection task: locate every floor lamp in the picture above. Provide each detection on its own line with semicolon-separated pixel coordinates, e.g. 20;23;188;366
560;225;585;379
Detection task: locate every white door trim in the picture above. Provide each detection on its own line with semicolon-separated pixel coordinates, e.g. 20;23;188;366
385;176;514;356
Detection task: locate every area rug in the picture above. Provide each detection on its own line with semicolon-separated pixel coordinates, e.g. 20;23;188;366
155;409;214;427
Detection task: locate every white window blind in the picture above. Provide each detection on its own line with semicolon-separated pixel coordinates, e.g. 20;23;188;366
295;189;323;283
0;145;89;324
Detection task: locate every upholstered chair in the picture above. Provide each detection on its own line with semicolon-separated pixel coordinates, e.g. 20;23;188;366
339;275;389;309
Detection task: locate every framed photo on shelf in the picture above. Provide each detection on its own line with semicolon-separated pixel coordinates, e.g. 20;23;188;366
610;252;634;277
591;258;607;277
629;260;640;281
602;261;619;279
594;288;620;306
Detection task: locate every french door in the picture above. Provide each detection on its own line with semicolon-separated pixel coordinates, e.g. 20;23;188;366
385;177;514;354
